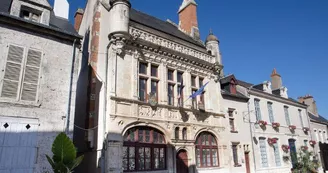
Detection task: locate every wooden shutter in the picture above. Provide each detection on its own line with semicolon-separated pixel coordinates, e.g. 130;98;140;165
1;45;24;99
21;49;42;101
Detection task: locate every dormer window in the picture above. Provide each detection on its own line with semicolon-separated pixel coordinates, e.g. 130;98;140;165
20;6;41;23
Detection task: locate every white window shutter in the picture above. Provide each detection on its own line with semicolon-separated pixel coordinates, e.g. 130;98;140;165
21;49;42;101
1;45;24;99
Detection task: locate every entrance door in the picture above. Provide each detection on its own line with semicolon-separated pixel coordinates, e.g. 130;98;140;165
176;149;188;173
288;139;297;167
244;152;251;173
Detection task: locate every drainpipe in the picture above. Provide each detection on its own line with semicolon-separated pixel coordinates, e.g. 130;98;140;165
65;39;77;134
247;86;257;172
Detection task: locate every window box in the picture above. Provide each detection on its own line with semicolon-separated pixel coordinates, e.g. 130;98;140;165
302;127;310;132
258;120;267;127
289;125;296;131
272;122;280;128
309;140;316;146
301;146;308;151
267;138;277;145
281;145;290;153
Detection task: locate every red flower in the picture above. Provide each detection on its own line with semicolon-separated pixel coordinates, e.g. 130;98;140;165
281;145;290;152
272;122;280;128
301;146;308;151
309;140;316;146
289;125;296;130
258;120;268;126
268;138;277;145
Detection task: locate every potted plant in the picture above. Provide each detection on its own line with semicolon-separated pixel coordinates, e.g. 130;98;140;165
267;138;277;145
292;150;320;173
289;125;297;131
303;127;310;132
309;140;316;146
272;122;280;128
46;132;84;173
301;146;309;151
282;144;290;153
258;120;267;127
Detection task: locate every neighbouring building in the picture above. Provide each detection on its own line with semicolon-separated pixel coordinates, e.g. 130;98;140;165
72;0;255;173
236;69;312;173
0;0;81;172
298;95;328;173
220;74;254;173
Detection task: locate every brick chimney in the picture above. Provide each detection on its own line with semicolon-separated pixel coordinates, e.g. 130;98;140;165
298;95;318;116
74;8;84;31
178;0;200;40
271;68;282;90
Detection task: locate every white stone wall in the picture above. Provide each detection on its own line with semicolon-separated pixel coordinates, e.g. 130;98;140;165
220;98;255;173
0;24;77;173
248;93;311;173
310;121;328;173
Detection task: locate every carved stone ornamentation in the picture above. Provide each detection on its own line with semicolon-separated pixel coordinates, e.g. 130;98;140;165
139;106;151;117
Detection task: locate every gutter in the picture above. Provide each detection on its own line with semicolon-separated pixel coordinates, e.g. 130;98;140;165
247;85;257;172
65;39;77;134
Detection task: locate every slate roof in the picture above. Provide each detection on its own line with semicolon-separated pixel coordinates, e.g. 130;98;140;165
220;75;249;101
308;112;328;125
0;0;80;38
130;8;206;48
236;79;306;107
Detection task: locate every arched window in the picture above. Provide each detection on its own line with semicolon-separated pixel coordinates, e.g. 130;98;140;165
123;127;166;171
182;128;187;140
195;132;219;167
175;127;180;140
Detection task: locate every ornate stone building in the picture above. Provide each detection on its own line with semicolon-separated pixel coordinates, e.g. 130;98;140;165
73;0;237;173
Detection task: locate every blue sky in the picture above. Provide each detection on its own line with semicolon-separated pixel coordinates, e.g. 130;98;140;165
55;0;328;118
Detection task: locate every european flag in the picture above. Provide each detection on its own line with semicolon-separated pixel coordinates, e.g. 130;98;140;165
189;82;209;99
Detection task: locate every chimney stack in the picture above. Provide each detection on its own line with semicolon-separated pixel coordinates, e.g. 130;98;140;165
271;68;282;90
54;0;69;19
298;95;319;116
178;0;200;40
74;8;84;31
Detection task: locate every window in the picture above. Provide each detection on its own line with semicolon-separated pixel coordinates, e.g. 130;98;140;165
259;137;268;167
199;78;204;103
191;75;196;87
123;127;166;171
167;69;174;81
273;142;281;166
298;109;304;127
182;128;187;140
232;143;240;166
151;65;158;77
304;140;308;147
314;129;319;141
177;72;184;106
267;102;274;123
19;6;41;22
139;62;159;102
324;131;327;142
175;127;179;140
195;132;219;167
284;106;291;126
319;131;323;142
168;84;174;105
254;99;262;121
229;118;235;132
139;78;147;101
139;62;148;74
1;45;42;102
191;89;198;109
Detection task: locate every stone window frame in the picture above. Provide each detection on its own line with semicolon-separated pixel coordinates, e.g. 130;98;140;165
138;61;160;102
191;74;205;109
123;127;166;172
259;137;269;168
284;106;291;126
267;102;274;123
195;132;219;168
254;98;262;121
228;108;237;133
231;142;241;167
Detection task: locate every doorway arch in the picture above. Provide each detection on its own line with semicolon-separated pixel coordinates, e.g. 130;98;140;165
176;149;188;173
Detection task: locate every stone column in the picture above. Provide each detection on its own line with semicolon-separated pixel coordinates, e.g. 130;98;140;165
131;50;139;99
160;60;168;104
184;68;192;108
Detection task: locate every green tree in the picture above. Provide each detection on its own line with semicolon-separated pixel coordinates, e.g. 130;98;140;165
292;149;320;173
46;132;84;173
